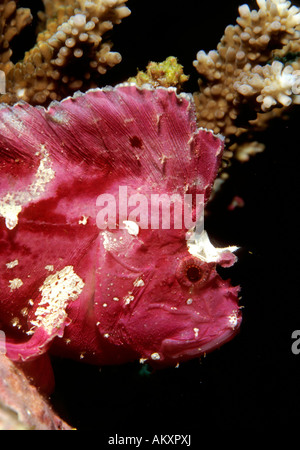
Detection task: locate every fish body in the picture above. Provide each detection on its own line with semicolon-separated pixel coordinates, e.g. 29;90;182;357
0;85;241;372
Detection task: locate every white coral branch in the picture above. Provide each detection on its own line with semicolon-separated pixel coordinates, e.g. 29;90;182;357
235;60;300;111
193;0;300;138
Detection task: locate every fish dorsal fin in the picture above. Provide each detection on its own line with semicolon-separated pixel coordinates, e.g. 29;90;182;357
0;102;48;162
0;84;223;201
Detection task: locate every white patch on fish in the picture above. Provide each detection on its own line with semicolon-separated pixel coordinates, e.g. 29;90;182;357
29;265;84;335
6;259;19;269
187;230;239;263
0;145;55;230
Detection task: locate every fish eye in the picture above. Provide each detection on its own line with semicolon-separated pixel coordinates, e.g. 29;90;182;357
176;257;210;288
186;265;202;283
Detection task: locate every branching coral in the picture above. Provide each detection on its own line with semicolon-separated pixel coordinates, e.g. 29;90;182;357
193;0;300;146
0;0;130;105
0;0;32;75
0;0;299;169
234;59;300;111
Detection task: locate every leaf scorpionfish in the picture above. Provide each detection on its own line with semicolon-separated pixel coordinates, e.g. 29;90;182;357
0;84;242;386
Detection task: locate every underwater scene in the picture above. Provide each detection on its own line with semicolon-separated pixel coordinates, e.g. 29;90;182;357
0;0;300;439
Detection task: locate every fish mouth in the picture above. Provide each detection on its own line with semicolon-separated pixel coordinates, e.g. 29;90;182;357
160;312;242;361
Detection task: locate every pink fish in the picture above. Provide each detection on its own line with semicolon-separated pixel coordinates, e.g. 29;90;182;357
0;85;241;384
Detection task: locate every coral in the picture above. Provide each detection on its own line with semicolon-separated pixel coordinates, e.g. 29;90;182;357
229;140;265;162
128;56;189;91
0;0;32;75
0;355;71;430
0;0;130;105
234;59;300;111
193;0;300;144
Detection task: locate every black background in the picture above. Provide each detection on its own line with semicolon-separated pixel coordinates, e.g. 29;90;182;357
10;0;300;439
